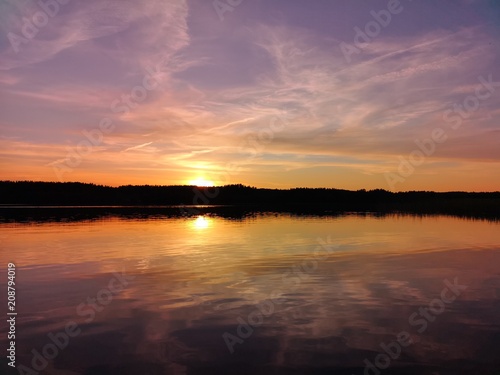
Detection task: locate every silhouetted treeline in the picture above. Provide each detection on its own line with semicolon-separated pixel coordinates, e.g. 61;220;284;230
0;181;499;219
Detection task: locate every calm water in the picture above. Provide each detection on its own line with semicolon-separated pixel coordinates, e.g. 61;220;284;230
1;212;500;374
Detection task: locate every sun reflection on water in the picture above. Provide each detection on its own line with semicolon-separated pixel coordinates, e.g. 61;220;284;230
192;215;212;230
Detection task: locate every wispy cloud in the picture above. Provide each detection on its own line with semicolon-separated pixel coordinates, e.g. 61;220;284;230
0;0;189;71
0;1;499;190
122;142;153;153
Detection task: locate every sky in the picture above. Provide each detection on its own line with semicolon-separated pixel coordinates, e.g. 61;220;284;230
0;0;499;191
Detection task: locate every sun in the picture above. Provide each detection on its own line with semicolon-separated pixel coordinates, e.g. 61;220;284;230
188;177;215;187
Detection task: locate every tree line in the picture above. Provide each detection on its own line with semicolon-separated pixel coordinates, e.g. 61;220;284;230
0;181;499;219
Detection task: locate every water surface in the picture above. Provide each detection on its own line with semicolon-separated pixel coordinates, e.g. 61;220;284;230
1;212;499;374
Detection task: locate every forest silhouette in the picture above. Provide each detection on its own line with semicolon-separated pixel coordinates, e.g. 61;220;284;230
1;181;499;222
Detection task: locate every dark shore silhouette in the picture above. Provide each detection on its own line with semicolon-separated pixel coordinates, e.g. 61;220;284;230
1;181;499;222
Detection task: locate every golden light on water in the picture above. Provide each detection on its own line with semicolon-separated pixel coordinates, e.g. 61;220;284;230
192;216;212;230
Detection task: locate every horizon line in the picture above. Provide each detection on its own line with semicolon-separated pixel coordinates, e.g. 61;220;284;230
1;180;499;194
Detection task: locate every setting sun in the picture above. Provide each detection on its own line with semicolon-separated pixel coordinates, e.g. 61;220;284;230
188;177;215;187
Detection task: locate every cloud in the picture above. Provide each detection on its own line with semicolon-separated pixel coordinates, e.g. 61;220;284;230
0;0;189;71
1;1;499;190
88;23;498;183
122;142;153;153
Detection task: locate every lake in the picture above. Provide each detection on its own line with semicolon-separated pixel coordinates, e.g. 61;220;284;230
1;211;500;374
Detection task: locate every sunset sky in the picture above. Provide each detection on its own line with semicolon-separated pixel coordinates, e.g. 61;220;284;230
1;0;499;191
